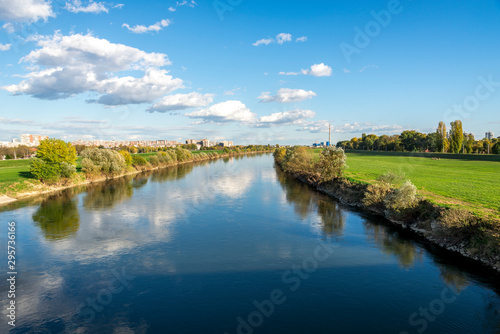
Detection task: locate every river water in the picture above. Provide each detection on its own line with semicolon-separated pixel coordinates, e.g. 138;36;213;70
0;154;499;334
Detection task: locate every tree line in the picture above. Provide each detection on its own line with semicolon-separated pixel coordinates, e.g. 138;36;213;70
336;120;500;154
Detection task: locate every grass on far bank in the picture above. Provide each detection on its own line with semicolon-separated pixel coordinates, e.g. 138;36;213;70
312;149;500;214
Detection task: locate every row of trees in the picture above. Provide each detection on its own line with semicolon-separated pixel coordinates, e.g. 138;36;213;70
336;121;500;154
30;139;272;184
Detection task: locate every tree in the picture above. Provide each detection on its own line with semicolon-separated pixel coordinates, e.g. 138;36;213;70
436;121;448;153
30;139;77;183
400;131;426;152
315;147;347;182
449;120;463;153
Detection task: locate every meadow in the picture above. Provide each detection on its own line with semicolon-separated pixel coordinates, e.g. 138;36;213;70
313;150;500;213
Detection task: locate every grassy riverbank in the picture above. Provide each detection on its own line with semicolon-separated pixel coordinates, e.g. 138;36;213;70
0;149;272;200
276;147;500;271
310;150;500;216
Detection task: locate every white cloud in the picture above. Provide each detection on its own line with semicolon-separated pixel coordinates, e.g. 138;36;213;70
279;63;332;77
258;88;316;103
276;33;292;45
113;3;124;9
259;109;315;126
122;19;171;34
254;33;302;46
2;23;15;33
301;63;332;77
147;92;213;112
64;0;108;14
3;32;182;106
0;43;11;51
359;65;379;72
176;0;196;8
0;0;54;22
253;38;274;46
186;101;257;124
168;6;176;12
343;68;350;73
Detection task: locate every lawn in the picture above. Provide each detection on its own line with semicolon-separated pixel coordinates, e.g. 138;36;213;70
340;151;500;212
0;159;32;191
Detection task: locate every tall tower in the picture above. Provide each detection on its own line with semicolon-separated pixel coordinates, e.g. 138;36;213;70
328;124;331;147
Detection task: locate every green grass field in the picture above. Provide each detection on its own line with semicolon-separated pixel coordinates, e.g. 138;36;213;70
0;159;32;190
313;150;500;213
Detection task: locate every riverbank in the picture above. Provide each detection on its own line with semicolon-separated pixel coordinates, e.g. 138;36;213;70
274;152;500;273
0;150;272;206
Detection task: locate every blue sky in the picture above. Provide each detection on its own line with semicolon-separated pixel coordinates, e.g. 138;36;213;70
0;0;499;145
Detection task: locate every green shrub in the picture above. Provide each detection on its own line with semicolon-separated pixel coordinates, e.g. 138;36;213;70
281;146;314;175
149;155;160;166
132;155;148;167
378;171;406;186
119;150;133;166
157;152;172;164
60;162;76;179
30;158;61;184
81;148;126;176
314;147;347;183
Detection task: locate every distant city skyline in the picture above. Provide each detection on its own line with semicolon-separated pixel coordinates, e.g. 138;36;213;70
1;0;499;145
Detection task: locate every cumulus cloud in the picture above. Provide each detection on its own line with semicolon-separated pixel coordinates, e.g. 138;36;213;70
253;38;274;46
147;92;213;112
302;63;332;77
279;63;332;77
0;43;11;51
276;33;292;45
0;0;54;22
122;19;171;34
3;32;183;106
258;109;315;126
258;88;316;103
253;33;303;46
186;101;257;124
64;0;109;14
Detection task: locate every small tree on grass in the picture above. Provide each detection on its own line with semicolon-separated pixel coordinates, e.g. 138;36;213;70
30;139;77;184
314;147;347;183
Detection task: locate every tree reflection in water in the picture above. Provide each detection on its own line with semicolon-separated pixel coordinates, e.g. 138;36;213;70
149;163;196;183
83;176;134;210
364;222;423;269
275;165;345;237
32;189;80;241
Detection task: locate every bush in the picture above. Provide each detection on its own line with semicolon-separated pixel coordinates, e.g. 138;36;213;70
438;208;478;230
378;171;405;186
273;148;286;164
157;152;172;165
384;180;419;213
175;148;193;162
363;182;392;209
60;162;76;179
30;158;61;184
132;155;148;167
81;148;126;176
281;146;314;175
119;150;133;166
30;139;77;183
149;155;160;166
314;147;347;183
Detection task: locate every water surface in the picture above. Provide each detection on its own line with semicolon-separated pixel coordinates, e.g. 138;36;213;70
1;154;499;333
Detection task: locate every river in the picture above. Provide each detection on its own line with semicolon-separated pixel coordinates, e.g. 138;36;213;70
0;154;499;333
